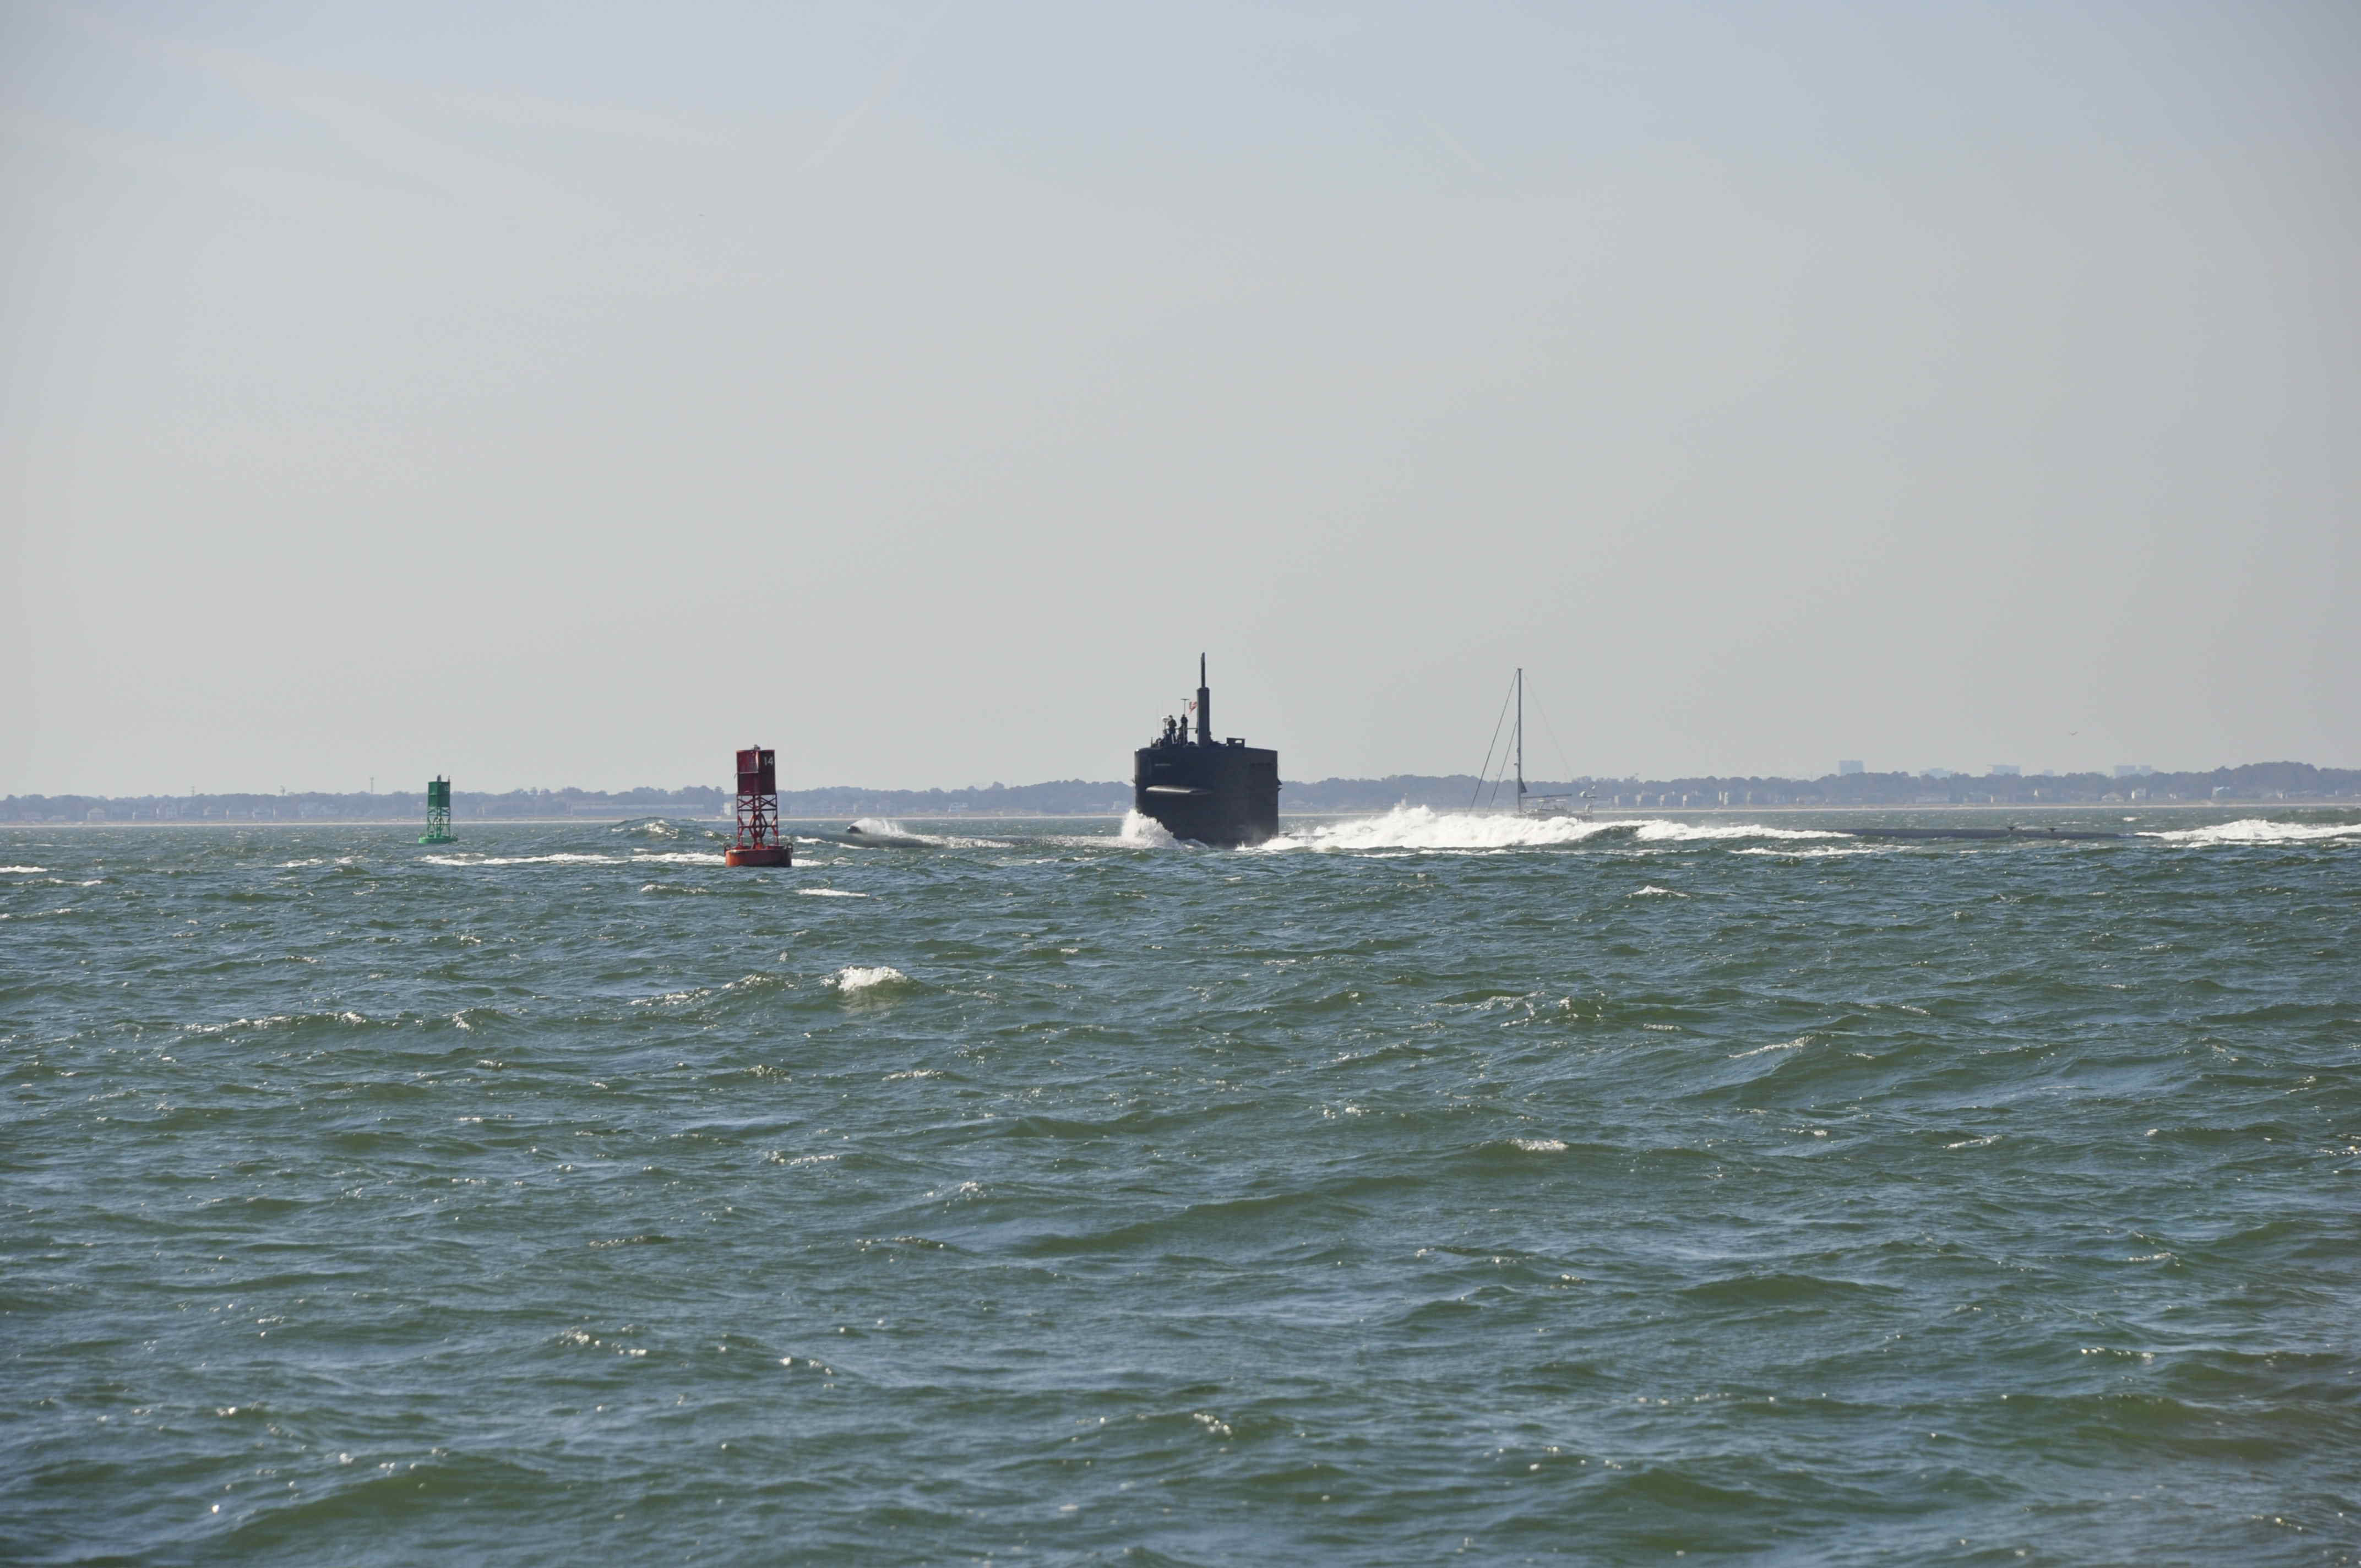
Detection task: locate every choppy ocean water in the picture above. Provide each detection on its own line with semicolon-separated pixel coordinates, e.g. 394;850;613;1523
5;807;2358;1565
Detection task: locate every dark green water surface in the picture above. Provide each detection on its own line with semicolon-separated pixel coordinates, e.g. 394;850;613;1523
5;809;2358;1565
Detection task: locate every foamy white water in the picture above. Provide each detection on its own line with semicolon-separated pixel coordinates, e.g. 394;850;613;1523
2138;818;2361;846
1733;844;1889;858
421;852;628;866
610;819;694;840
1255;806;1624;853
844;818;1011;849
1629;819;1851;842
830;965;910;994
1254;807;1849;853
1114;810;1182;848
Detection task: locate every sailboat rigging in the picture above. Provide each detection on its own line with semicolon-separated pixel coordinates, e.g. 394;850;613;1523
1471;668;1595;820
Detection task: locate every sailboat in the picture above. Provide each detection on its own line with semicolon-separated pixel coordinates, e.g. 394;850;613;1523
1475;668;1596;820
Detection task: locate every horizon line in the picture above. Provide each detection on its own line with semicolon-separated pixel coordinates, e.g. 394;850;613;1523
8;758;2358;802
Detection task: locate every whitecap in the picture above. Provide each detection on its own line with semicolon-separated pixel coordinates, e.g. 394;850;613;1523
0;865;49;873
798;888;868;897
1253;805;1624;853
1629;885;1687;897
2137;819;2359;846
1733;844;1886;858
631;988;712;1008
184;1015;295;1035
611;818;685;840
830;965;911;994
1630;820;1851;843
1508;1137;1569;1153
842;818;1010;849
1249;807;1847;854
421;853;623;866
1113;810;1183;848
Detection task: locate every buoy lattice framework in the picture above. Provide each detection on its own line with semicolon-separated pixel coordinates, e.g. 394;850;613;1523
725;747;791;868
419;776;454;845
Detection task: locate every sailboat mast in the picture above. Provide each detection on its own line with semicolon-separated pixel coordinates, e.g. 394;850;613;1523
1515;668;1526;802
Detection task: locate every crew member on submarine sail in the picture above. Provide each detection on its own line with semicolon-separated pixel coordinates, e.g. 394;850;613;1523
1131;655;1280;848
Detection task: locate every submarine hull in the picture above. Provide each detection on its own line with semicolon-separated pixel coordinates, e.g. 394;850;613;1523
1134;742;1279;848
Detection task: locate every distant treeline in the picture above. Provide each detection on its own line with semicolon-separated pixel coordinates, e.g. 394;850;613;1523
6;761;2354;823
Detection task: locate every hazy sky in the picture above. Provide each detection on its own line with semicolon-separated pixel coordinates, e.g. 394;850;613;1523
6;1;2356;795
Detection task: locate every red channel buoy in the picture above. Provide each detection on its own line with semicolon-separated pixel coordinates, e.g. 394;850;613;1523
725;747;792;868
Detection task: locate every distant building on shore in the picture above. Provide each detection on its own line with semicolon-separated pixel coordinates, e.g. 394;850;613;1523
1989;765;2020;777
1838;760;1864;776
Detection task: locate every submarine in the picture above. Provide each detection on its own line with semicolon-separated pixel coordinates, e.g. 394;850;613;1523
1133;655;1280;848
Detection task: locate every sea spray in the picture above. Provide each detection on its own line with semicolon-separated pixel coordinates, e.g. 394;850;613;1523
829;965;912;995
1253;805;1849;853
2137;818;2361;845
1116;809;1183;848
844;819;1013;849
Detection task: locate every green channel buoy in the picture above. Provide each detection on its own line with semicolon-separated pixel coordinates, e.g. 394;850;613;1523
420;776;454;844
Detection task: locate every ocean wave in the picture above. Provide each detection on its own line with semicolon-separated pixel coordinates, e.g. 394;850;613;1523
829;965;913;996
1252;807;1849;853
1729;1037;1813;1058
844;818;934;846
2137;818;2360;846
1732;844;1887;858
1254;807;1622;852
9;794;2354;1566
841;819;1011;849
1630;819;1852;843
1;865;51;873
610;818;692;840
420;852;624;866
1114;810;1182;848
183;1010;381;1036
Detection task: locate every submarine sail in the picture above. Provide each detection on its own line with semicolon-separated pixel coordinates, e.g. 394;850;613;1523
1132;654;1280;848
